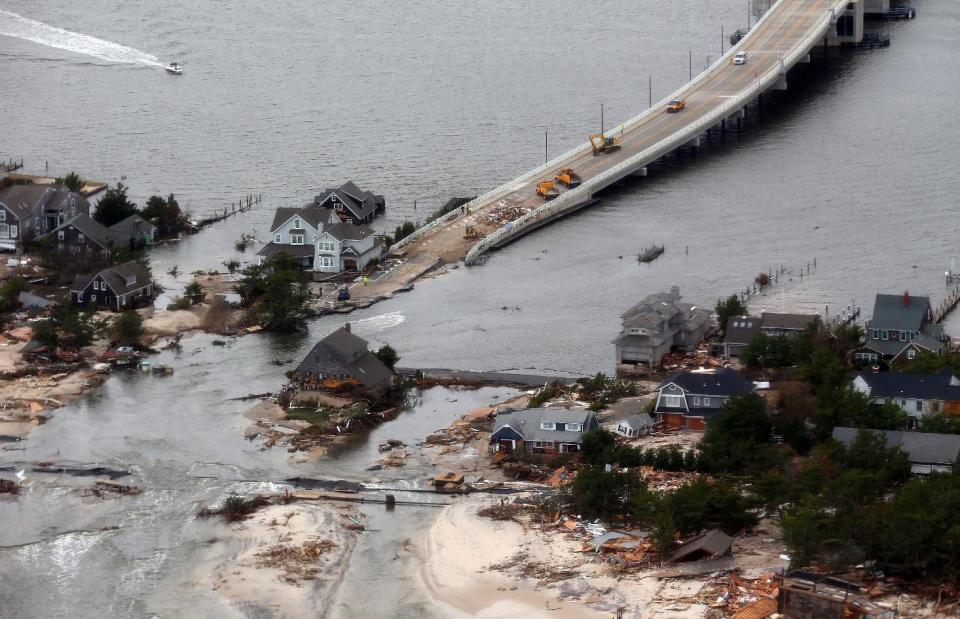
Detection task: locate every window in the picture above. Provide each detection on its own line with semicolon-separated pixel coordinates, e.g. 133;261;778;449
882;330;889;340
318;241;335;252
662;395;684;408
9;225;16;238
692;397;700;406
291;234;304;245
704;397;711;407
293;218;301;228
872;329;879;340
533;441;554;449
0;224;7;238
566;423;582;432
120;296;125;306
274;233;281;243
93;281;99;290
319;256;335;268
346;218;353;224
907;349;916;359
916;400;923;412
539;421;556;431
90;294;96;302
900;331;906;341
58;231;64;240
335;204;344;211
0;210;5;221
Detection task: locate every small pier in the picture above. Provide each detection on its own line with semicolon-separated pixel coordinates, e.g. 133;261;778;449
933;284;960;323
193;194;262;231
2;157;24;173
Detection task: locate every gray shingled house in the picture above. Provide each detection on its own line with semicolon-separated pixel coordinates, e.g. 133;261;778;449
308;181;385;224
613;287;713;368
292;326;393;392
854;293;947;367
69;260;154;311
654;368;755;431
490;408;599;454
852;370;960;427
0;183;90;251
832;427;960;474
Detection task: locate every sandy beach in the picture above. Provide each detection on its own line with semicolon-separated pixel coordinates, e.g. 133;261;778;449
204;502;361;619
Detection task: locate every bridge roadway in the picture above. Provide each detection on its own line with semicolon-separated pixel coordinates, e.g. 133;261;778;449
369;0;847;296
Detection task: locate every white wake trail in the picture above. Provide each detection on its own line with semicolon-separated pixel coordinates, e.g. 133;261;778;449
0;9;165;67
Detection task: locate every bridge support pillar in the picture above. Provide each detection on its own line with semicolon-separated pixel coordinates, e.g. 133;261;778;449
685;136;701;149
800;53;811;64
633;167;648;178
773;74;788;91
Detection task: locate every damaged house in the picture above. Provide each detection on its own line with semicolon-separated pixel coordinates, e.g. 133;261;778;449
292;326;393;393
613;287;713;369
490;409;599;454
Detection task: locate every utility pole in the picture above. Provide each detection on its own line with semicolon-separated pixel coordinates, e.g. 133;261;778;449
648;76;652;107
689;50;692;80
721;25;725;55
747;0;751;28
600;103;604;134
544;129;548;163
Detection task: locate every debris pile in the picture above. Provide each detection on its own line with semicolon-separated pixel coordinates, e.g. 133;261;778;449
659;344;726;373
80;479;142;498
254;536;338;584
482;203;531;226
0;479;20;495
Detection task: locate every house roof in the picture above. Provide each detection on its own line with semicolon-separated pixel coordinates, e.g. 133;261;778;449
657;368;754;397
0;184;88;219
270;207;302;232
323;222;375;241
294;327;392;390
313;181;380;220
832;427;960;465
760;312;818;331
70;260;152;296
17;290;53;309
109;213;155;239
724;315;761;345
669;530;734;562
256;242;315;258
870;293;931;332
491;408;598;444
620;413;654;429
55;213;114;249
621;291;684;328
855;371;960;401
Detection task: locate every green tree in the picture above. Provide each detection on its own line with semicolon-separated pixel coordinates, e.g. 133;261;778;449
919;413;960;435
55;303;98;349
374;344;400;371
580;428;617;466
699;393;780;474
715;295;746;333
741;333;797;368
55;171;84;193
141;193;188;237
568;465;640;519
184;280;205;305
393;221;417;243
111;309;143;345
94;183;139;227
235;252;310;332
901;350;960;375
30;319;58;349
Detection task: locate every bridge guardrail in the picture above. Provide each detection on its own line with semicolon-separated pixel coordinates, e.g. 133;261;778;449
465;5;839;265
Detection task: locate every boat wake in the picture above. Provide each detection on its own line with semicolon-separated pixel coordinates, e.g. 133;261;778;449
0;10;165;68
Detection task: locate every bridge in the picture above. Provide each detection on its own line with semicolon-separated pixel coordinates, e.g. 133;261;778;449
381;0;860;286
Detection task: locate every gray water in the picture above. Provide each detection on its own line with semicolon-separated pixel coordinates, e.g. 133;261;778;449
2;0;958;616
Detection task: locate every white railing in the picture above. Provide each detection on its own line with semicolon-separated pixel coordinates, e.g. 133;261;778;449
465;4;840;265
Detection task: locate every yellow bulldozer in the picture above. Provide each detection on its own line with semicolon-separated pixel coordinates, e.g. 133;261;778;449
536;180;560;200
589;133;621;156
555;168;582;188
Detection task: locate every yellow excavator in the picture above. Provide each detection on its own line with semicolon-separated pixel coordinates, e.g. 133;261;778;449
536;180;560;200
589;133;621;156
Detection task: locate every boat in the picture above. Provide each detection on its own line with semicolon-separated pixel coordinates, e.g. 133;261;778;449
165;62;183;75
638;244;665;263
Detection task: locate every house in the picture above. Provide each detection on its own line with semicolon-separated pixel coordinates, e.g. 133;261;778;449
854;292;947;367
613;287;713;368
292;326;393;392
69;260;154;311
723;312;819;359
614;413;655;438
832;427;960;475
490;408;600;454
308;181;385;224
108;214;156;249
852;370;960;425
258;208;381;274
0;183;90;251
722;315;761;359
654;367;755;431
777;571;894;619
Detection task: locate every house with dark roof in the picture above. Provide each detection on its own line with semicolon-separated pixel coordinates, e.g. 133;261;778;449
852;370;960;425
613;287;713;368
854;293;947;367
69;260;154;311
0;183;90;251
832;427;960;474
258;206;381;273
292;326;393;392
722;315;762;359
108;214;156;249
722;312;819;359
309;181;385;224
654;367;756;431
490;408;600;454
50;212;158;259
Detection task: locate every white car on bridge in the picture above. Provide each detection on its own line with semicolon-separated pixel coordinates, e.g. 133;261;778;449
733;51;748;65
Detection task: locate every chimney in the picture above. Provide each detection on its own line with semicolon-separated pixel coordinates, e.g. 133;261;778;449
344;322;351;333
903;291;910;306
670;286;680;300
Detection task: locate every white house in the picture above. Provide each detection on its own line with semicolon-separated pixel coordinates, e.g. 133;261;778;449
614;413;655;438
258;207;380;273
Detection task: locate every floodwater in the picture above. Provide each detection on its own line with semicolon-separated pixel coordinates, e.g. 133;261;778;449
2;0;958;616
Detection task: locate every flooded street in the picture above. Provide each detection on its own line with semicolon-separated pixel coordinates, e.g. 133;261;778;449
2;0;960;615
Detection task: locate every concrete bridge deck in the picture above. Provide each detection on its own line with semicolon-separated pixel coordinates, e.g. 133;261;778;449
375;0;850;289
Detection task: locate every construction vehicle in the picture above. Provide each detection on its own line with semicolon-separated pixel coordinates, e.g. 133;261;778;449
463;224;480;240
554;168;582;188
666;98;686;113
589;133;621;156
536;180;560;200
